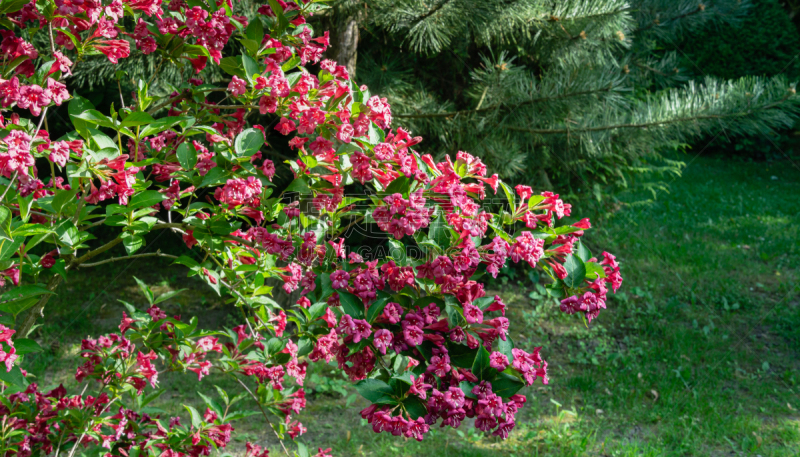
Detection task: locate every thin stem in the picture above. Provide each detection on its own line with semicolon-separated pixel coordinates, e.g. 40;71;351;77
36;107;48;132
146;56;165;87
72;237;124;266
117;79;125;109
66;396;118;457
229;375;290;456
328;215;364;240
78;251;178;268
195;101;257;110
0;172;18;204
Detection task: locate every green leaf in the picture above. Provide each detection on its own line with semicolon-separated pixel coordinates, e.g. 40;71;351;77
234;128;264;158
122;111;156;127
16;194;32;223
266;337;287;356
448;342;476;368
295;442;309;457
224;410;259;422
563;254;586;288
0;238;23;261
153;289;186;304
55;220;79;246
284;177;311;196
12;224;52;237
199;166;226;189
576;241;592;262
491;373;525;399
280;55;300;72
497;335;514;363
68;95;95;137
0;366;27;387
308;301;327;321
71;110;117;129
140;116;191;137
315;272;333;301
499;181;516;213
0;285;54;305
87;128;118;152
129;190;167;210
402;396;428;419
384;176;409;196
584;262;606;280
51;189;79;215
355;379;395;404
0;206;11;240
133;276;154;304
338;291;364;319
365;290;391;323
197;392;224;417
13;338;42;355
184;405;203;428
219;56;245;78
472;343;495;381
245;18;264;44
387;239;407;265
0;0;33;15
241;53;260;83
429;214;450;249
0;297;38;317
177;142;197;171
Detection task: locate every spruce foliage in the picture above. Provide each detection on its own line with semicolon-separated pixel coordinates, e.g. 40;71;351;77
355;0;800;201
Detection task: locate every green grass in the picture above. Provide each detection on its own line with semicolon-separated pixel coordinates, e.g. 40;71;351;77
22;156;800;456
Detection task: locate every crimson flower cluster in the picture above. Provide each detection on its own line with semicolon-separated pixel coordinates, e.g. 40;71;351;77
0;0;622;455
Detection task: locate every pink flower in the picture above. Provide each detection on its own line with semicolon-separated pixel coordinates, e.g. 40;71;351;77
93;40;131;64
259;95;277;114
330;270;349;289
408;374;431;399
17;85;50;116
0;77;20;107
372;329;392;355
214;176;262;207
228;75;248;96
336;123;354;143
275;117;296;135
574;218;591;229
105;0;123;20
51;51;74;76
352;317;374;342
463;303;483;324
196;337;223;352
427;354;451;377
514;184;532;200
45;78;69;106
403;325;423;346
0;130;34;176
49;141;70;167
309;136;334;160
136;351;159;387
39;250;57;268
126;0;163;17
489;352;509;371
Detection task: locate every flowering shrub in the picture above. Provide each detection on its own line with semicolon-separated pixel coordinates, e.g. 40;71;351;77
0;0;622;456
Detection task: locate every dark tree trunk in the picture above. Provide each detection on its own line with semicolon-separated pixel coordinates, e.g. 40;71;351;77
334;15;359;78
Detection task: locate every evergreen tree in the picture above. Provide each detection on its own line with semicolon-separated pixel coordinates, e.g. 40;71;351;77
343;0;800;202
